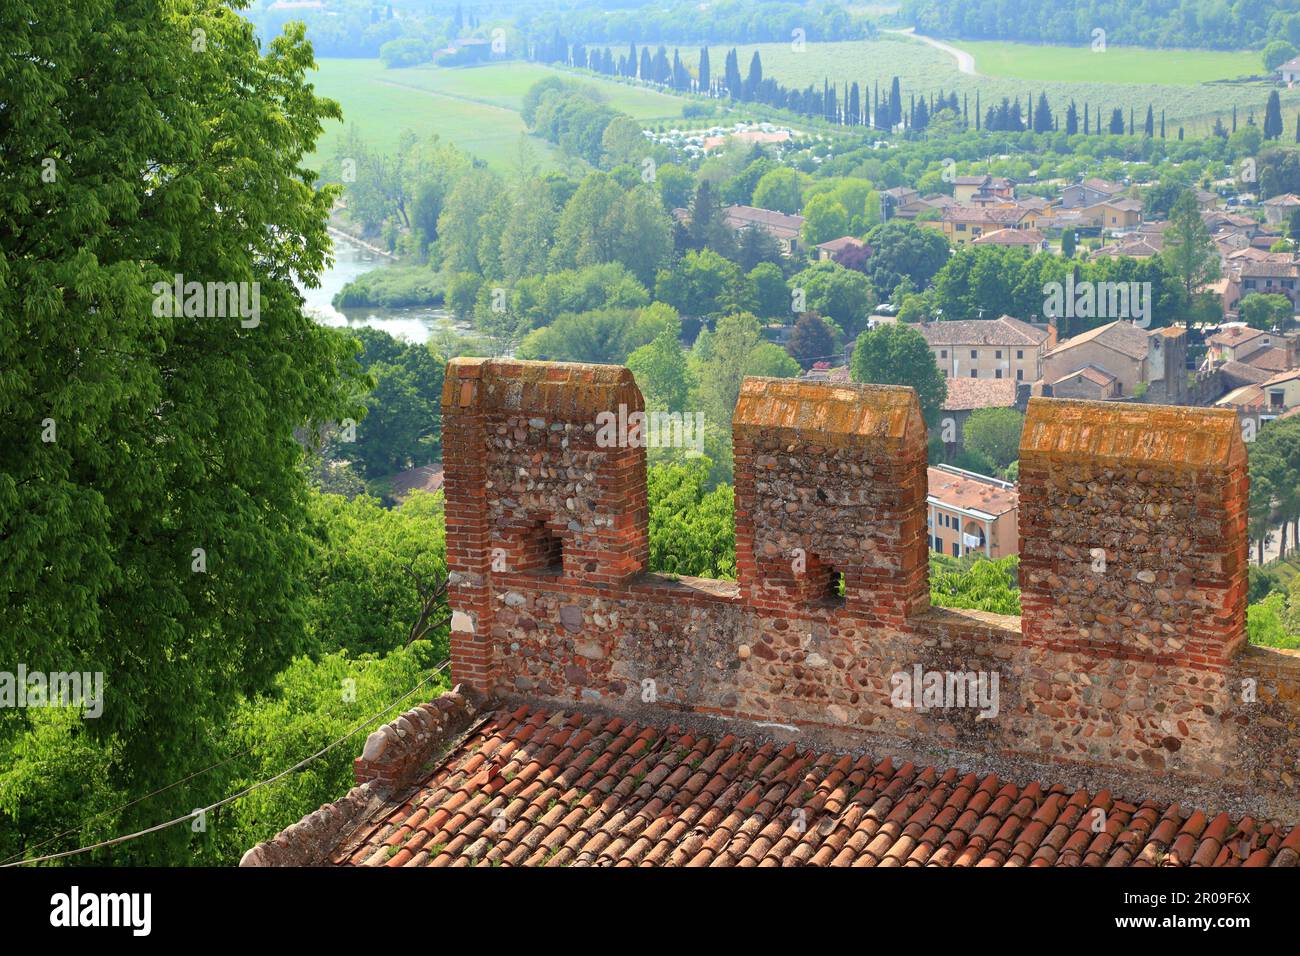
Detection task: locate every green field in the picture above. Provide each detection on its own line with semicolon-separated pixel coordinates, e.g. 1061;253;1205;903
956;41;1261;85
683;34;1300;134
308;59;688;170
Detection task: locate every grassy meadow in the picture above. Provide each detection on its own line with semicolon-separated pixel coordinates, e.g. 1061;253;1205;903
683;34;1300;135
308;59;688;170
956;41;1261;85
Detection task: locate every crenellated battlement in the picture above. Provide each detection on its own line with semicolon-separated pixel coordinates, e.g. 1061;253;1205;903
441;358;1300;810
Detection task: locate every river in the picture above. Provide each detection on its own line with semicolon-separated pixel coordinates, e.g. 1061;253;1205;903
300;232;473;344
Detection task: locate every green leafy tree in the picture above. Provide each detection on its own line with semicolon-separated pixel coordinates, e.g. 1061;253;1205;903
790;261;875;336
929;554;1020;615
786;315;838;368
1265;40;1299;72
744;342;802;378
601;115;648;168
517;305;675;365
691;312;765;427
202;638;450;864
751;167;803;214
647;461;735;579
304;491;450;655
654;163;695;210
801;194;850;245
0;0;362;862
511;262;649;328
1160;191;1221;306
627;330;695;411
437;167;503;274
747;262;790;319
850;323;948;424
862;220;951;302
962;408;1024;471
655;248;744;317
1239;292;1294;331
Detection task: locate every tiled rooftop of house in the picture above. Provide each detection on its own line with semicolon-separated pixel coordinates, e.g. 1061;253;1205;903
323;702;1300;868
723;205;804;238
1242;347;1292;372
972;227;1045;246
1044;320;1149;361
940;376;1018;411
927;465;1017;517
1051;364;1117;389
919;315;1049;348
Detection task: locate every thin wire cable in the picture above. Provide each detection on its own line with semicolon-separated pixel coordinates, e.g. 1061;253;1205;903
0;656;451;866
2;661;450;867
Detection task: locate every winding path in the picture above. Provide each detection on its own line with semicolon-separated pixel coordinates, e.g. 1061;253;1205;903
885;27;977;75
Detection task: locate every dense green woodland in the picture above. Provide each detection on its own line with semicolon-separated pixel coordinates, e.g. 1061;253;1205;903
237;0;873;60
903;0;1300;51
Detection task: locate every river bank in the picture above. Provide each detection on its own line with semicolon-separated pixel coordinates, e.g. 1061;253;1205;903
300;231;472;344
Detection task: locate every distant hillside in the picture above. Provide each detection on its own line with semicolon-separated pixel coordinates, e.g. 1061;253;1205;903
901;0;1298;52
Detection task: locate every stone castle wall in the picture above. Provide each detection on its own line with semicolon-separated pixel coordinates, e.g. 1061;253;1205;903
441;358;1300;807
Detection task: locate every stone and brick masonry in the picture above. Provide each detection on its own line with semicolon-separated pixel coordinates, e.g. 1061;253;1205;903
441;358;1300;810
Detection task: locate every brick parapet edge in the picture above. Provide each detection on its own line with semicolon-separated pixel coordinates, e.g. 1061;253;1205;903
238;689;476;866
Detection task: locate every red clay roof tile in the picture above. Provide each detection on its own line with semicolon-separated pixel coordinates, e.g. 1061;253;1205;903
322;702;1296;868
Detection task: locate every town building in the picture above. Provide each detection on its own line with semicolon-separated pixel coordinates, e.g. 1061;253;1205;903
721;205;806;256
919;315;1055;382
926;464;1019;559
1060;177;1125;209
1262;192;1300;225
1041;321;1176;399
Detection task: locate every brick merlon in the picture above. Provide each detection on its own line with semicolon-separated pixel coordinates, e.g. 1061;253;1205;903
733;377;924;448
440;357;644;418
1021;397;1246;469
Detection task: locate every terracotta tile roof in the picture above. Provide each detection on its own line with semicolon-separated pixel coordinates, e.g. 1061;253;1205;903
1098;198;1143;213
1220;360;1272;387
927;466;1017;518
1044;321;1150;361
882;186;919;201
940;376;1018;411
814;235;866;253
1241;347;1292;372
1209;325;1270;348
1262;193;1300;206
1217;384;1266;410
388;464;444;500
328;703;1300;867
920;315;1050;348
1091;237;1161;258
1080;177;1124;195
972;227;1045;246
943;205;1029;225
1241;259;1300;278
1261;367;1300;387
1051;364;1116;388
723;205;804;239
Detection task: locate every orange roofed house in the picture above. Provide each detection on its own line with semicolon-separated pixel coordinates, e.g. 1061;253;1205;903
244;362;1300;868
927;464;1018;559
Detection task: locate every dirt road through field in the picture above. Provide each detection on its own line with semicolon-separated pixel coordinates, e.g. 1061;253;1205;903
885;27;977;75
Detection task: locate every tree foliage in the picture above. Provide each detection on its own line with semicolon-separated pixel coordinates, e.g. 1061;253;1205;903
850;322;948;424
0;0;365;860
